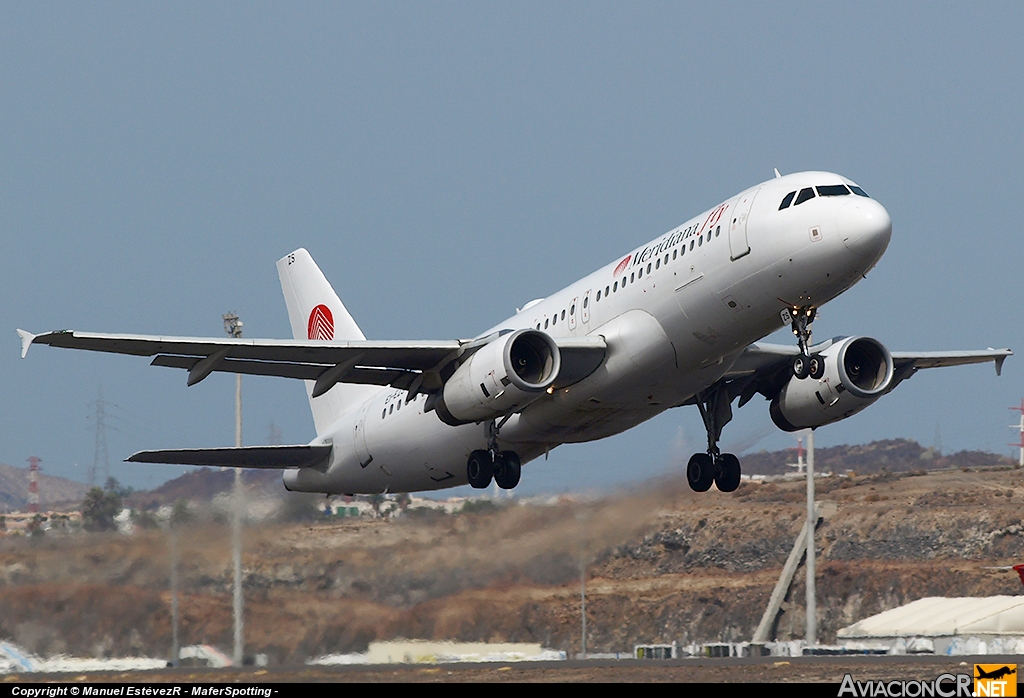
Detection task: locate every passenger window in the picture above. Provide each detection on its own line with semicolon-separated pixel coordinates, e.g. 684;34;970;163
596;290;601;301
553;314;557;325
570;304;575;314
689;240;694;251
630;273;635;283
646;263;652;274
816;184;851;197
794;188;815;205
664;254;669;264
779;191;796;210
655;259;660;269
613;281;618;292
673;250;677;259
544;318;549;329
382;409;386;420
850;185;869;197
561;309;566;320
706;231;711;242
698;236;703;247
583;297;588;308
715;225;720;237
638;268;643;279
605;285;610;296
389;404;394;414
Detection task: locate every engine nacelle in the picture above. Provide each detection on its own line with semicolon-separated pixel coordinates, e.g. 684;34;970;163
770;336;894;431
436;329;560;426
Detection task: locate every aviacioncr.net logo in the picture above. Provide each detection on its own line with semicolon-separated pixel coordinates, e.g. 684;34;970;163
838;673;973;697
975;664;1017;697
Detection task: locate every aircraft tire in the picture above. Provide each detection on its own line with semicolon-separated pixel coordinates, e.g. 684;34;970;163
792;355;810;379
494;450;521;489
467;450;493;489
808;354;825;380
714;453;741;492
687;453;715;492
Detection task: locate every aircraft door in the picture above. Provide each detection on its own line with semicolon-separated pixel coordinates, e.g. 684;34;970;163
353;401;373;467
581;290;591;325
729;188;759;261
568;296;578;331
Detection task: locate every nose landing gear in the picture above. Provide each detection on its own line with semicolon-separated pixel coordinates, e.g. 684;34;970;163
786;305;824;380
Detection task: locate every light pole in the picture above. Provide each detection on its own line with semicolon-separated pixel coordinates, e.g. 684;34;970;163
805;429;816;647
223;312;244;666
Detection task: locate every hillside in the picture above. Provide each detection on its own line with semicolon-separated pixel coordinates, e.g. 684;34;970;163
2;462;1022;664
0;463;89;511
739;437;1013;476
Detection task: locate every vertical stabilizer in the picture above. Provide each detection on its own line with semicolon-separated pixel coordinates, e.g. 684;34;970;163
277;249;379;434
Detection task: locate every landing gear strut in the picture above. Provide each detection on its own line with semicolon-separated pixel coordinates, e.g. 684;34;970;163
687;386;742;493
467;417;521;490
787;305;824;380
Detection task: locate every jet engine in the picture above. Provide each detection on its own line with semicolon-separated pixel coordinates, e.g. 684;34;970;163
435;329;561;426
770;336;894;431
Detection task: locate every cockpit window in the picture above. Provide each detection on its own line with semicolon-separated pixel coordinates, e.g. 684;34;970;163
794;187;816;205
779;191;796;210
816;184;851;197
849;185;869;197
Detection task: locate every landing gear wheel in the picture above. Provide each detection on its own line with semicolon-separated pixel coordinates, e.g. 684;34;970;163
494;451;521;490
808;354;825;380
467;450;493;489
792;355;810;380
714;453;741;493
687;453;715;493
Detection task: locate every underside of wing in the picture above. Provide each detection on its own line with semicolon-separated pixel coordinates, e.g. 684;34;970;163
714;339;1012;411
126;444;332;469
20;328;608;396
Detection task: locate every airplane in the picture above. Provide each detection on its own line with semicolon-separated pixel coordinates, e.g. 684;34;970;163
17;171;1012;496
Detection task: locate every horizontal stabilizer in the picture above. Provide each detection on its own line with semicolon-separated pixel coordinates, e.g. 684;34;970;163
126;444;332;469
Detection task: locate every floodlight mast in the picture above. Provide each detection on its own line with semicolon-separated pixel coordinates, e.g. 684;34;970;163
223;312;244;667
1010;399;1024;468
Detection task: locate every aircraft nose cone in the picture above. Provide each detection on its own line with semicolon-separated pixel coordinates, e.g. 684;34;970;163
836;198;892;261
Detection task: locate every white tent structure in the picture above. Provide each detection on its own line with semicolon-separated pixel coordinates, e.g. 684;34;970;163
838;597;1024;655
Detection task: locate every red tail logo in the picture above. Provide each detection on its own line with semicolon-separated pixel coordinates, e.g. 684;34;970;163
307;304;334;340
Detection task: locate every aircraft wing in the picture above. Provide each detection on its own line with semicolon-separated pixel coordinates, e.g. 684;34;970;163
17;329;607;395
717;339;1011;408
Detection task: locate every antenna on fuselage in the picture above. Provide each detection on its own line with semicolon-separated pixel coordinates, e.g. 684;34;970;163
774;168;782;178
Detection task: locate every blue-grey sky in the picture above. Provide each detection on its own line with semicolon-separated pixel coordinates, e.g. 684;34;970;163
2;3;1021;495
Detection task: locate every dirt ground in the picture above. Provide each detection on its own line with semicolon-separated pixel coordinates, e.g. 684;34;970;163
4;656;1004;684
2;466;1023;671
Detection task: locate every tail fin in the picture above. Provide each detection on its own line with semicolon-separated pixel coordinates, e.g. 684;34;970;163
277;248;379;434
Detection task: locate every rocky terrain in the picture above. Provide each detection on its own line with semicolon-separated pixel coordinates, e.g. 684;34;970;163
2;461;1023;666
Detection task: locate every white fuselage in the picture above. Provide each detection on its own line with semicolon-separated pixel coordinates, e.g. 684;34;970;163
284;171;892;494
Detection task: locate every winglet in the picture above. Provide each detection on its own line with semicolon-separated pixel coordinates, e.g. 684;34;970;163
996;353;1009;376
16;329;36;359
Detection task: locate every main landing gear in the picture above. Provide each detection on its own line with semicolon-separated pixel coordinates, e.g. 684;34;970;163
687;385;742;493
467;417;522;490
787;305;825;380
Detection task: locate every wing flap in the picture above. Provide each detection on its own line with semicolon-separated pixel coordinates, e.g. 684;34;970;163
126;444;332;469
